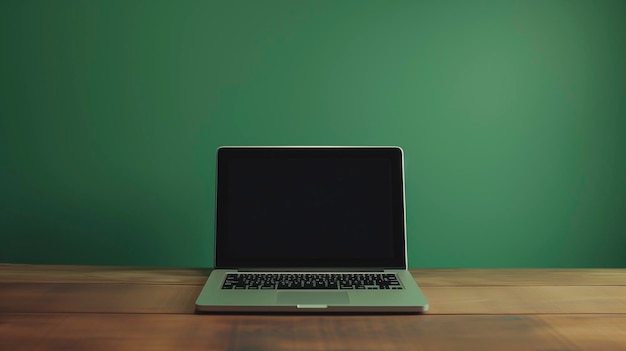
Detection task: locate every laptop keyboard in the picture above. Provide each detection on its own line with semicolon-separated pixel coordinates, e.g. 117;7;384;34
221;273;403;290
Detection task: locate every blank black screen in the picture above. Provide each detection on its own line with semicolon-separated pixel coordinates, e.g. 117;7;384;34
214;148;406;268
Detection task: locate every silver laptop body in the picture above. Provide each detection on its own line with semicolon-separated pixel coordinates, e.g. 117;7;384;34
195;146;429;313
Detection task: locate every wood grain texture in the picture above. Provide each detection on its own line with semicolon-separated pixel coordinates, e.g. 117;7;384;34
3;265;626;287
411;268;626;286
2;266;626;315
0;264;210;285
540;314;626;350
1;313;600;351
2;283;625;315
423;286;626;314
1;265;625;350
0;283;201;314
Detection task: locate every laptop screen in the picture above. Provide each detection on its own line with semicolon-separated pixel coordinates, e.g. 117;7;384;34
214;147;407;269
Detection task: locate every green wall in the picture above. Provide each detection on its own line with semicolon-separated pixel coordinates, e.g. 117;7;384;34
1;0;625;268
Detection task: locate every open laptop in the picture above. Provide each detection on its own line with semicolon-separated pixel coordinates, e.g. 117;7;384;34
195;146;429;313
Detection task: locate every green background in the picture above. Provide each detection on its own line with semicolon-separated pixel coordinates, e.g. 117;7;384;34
1;0;625;268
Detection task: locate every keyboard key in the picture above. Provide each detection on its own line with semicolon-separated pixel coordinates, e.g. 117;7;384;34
221;273;403;290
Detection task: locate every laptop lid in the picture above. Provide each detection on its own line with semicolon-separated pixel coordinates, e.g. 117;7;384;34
214;146;407;270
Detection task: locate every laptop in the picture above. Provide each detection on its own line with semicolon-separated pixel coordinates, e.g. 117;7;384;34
195;146;429;313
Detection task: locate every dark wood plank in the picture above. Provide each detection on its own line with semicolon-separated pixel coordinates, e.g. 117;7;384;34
0;283;201;314
540;314;626;350
4;265;626;287
0;264;210;285
1;266;625;350
3;282;625;315
424;286;626;314
412;268;626;286
0;313;598;351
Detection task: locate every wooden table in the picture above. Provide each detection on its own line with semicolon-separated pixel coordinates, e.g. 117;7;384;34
1;265;625;350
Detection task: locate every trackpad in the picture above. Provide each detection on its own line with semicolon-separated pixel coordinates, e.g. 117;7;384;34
276;291;350;305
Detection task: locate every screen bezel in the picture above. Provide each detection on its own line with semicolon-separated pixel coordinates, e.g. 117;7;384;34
213;146;407;269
